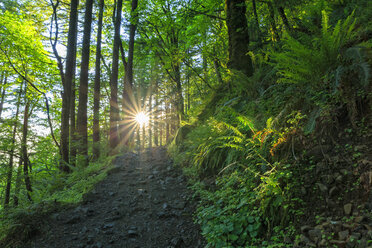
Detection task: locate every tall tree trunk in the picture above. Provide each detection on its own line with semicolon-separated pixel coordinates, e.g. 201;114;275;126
109;0;123;151
213;58;224;85
278;6;291;33
76;0;94;166
169;31;184;126
70;78;76;166
252;0;262;44
159;105;163;146
174;63;184;127
267;1;280;42
13;159;22;207
225;0;253;76
14;98;32;206
149;83;152;149
127;0;138;88
136;124;140;151
4;82;23;207
61;0;79;172
165;101;170;142
154;79;159;146
0;75;6;120
93;0;105;160
202;46;209;87
22;101;32;201
50;0;65;84
122;0;138;146
142;121;145;149
186;51;191;114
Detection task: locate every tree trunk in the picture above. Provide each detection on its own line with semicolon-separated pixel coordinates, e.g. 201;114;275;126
4;82;23;207
13;160;22;207
0;75;6;120
154;78;159;146
278;6;291;33
121;0;138;146
267;2;280;42
93;0;105;160
252;0;262;44
225;0;253;77
109;0;123;151
127;0;138;88
70;77;76;167
165;101;170;142
76;0;94;166
149;82;152;149
61;0;79;172
213;58;224;85
159;105;163;146
174;63;184;127
14;98;32;206
169;30;184;126
142;121;146;149
186;51;191;114
22;101;32;201
136;124;140;151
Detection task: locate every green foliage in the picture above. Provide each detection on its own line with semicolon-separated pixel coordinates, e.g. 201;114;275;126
173;104;308;246
171;6;371;247
271;10;370;129
272;11;356;87
194;171;261;248
0;201;62;248
0;155;114;247
37;156;113;204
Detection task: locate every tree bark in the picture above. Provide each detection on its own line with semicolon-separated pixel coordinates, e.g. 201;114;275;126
267;1;280;42
149;81;153;149
93;0;105;160
60;0;79;172
154;78;159;146
252;0;262;44
225;0;253;76
13;159;22;206
22;100;32;201
165;100;170;142
159;105;163;146
76;0;94;166
174;62;184;127
70;77;76;167
169;29;184;126
278;6;291;33
50;0;65;85
213;58;224;85
127;0;138;88
4;82;22;207
109;0;123;151
14;97;32;206
0;75;6;120
121;0;138;146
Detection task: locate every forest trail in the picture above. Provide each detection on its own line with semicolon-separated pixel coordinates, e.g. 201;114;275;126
23;147;204;248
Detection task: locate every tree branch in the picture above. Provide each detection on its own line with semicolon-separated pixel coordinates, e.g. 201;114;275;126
0;47;61;149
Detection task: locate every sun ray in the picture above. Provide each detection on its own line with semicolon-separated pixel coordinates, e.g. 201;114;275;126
135;112;149;126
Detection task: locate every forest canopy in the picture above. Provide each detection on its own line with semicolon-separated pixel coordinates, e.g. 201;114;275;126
0;0;371;247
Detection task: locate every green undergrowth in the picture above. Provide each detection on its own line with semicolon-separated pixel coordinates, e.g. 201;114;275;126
169;8;371;248
0;154;116;248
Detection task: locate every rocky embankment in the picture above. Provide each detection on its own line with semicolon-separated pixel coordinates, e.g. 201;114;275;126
295;140;372;248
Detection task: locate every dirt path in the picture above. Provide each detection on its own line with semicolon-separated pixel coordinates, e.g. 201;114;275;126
24;147;204;248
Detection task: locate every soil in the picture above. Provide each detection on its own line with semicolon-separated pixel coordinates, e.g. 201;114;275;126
22;147;205;248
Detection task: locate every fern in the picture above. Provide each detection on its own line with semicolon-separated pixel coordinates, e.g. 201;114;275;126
272;12;357;88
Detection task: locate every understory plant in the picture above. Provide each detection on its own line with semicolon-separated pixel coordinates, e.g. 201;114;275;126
171;9;370;248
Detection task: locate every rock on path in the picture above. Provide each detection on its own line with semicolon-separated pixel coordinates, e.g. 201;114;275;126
24;147;204;248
